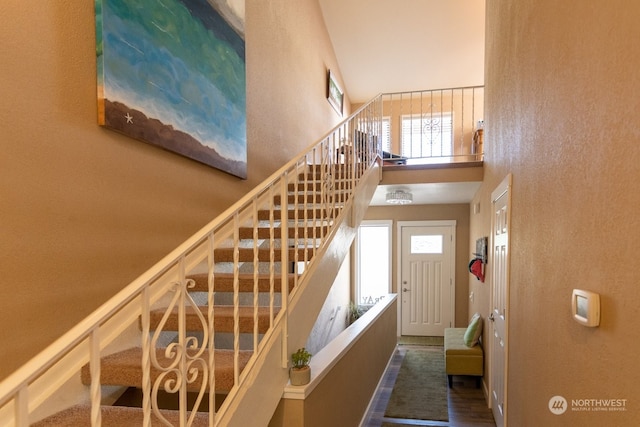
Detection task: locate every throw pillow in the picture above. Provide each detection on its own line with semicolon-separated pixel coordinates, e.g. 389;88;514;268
464;313;483;347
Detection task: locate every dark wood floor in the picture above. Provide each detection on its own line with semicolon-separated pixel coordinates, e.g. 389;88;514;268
361;344;496;427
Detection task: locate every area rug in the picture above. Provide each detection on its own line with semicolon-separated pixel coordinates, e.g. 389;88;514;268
398;335;444;346
384;347;448;422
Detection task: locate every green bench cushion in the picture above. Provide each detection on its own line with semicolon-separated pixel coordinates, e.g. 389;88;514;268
445;328;483;355
444;328;483;376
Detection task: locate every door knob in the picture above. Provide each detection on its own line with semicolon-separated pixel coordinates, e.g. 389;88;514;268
402;287;410;293
489;312;495;321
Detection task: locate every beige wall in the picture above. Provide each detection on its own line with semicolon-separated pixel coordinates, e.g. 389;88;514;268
269;297;397;427
305;254;351;356
0;0;348;380
473;0;640;425
365;203;471;327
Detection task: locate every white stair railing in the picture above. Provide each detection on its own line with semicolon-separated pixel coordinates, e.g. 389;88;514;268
0;95;383;427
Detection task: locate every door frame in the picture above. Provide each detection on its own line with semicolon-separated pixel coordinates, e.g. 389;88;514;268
488;174;512;427
396;220;456;336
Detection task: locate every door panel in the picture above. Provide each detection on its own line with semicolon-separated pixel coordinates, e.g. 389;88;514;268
400;223;454;337
490;175;511;427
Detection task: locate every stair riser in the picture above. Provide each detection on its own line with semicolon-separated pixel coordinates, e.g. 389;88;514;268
81;348;252;394
238;226;329;240
148;308;279;334
213;247;314;262
187;273;296;293
273;193;348;205
257;208;335;221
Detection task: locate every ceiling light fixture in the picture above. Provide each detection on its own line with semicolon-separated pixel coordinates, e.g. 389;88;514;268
386;189;413;205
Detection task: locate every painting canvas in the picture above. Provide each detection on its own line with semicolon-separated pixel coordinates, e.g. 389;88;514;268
327;70;343;116
96;0;247;178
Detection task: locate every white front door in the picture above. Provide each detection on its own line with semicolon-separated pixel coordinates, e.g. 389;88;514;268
399;221;455;337
490;175;511;427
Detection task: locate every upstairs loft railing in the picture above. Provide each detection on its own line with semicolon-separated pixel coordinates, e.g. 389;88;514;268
381;86;484;165
0;96;382;426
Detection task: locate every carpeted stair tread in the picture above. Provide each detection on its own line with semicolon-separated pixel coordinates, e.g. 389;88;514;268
187;272;296;293
237;225;329;239
273;192;348;205
31;404;209;427
148;305;279;333
257;207;334;221
273;193;324;204
288;181;334;191
213;247;313;262
81;347;252;393
302;168;351;180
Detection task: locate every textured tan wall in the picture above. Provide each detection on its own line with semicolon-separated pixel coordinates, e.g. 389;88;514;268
473;1;640;425
269;297;397;427
364;204;471;327
303;298;397;427
0;0;347;380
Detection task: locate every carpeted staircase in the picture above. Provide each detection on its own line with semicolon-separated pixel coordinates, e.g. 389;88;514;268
33;164;349;425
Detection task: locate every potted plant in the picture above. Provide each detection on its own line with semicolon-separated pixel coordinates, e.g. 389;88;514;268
348;301;364;325
290;347;312;386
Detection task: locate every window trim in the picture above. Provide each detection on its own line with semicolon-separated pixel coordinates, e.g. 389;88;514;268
355;220;393;307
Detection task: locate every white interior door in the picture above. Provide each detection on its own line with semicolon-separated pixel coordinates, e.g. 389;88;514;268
490;175;511;427
399;221;455;337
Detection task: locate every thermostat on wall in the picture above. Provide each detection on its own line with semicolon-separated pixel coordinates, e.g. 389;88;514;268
572;289;600;327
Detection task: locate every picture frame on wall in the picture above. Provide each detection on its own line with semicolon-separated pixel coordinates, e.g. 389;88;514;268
327;70;344;116
95;0;247;179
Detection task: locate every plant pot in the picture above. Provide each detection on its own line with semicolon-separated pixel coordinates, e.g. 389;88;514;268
289;366;311;386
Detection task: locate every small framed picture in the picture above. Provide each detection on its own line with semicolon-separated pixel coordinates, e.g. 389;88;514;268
327;70;344;116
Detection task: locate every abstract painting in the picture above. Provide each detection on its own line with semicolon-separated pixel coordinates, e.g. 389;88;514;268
327;70;343;116
96;0;247;178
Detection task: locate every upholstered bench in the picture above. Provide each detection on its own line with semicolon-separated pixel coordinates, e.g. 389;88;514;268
444;315;484;388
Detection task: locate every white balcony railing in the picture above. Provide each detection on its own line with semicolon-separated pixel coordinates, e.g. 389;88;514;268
381;86;484;165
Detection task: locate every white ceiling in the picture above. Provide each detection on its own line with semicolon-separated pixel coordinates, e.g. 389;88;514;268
318;0;486;103
319;0;486;204
369;182;481;206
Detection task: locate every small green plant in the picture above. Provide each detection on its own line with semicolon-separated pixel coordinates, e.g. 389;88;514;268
291;347;312;369
348;301;364;324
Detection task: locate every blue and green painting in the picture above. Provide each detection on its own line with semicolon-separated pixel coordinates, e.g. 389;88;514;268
96;0;246;178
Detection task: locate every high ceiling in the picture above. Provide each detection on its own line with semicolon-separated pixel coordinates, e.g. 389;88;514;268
319;0;486;205
318;0;486;103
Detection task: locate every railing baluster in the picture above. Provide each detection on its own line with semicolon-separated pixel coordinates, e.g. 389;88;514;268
460;88;465;156
178;258;187;426
293;166;300;286
269;185;276;328
15;386;27;427
252;198;259;353
207;233;216;427
280;172;289;368
303;158;310;265
141;286;151;427
232;213;240;386
89;328;102;427
309;149;317;258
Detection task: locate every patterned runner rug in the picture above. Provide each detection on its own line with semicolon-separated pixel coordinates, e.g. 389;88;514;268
384;347;448;422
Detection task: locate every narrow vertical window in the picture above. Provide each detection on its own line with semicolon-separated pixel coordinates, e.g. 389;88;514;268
356;221;392;307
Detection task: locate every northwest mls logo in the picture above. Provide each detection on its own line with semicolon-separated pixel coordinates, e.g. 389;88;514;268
549;395;568;415
549;395;628;415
